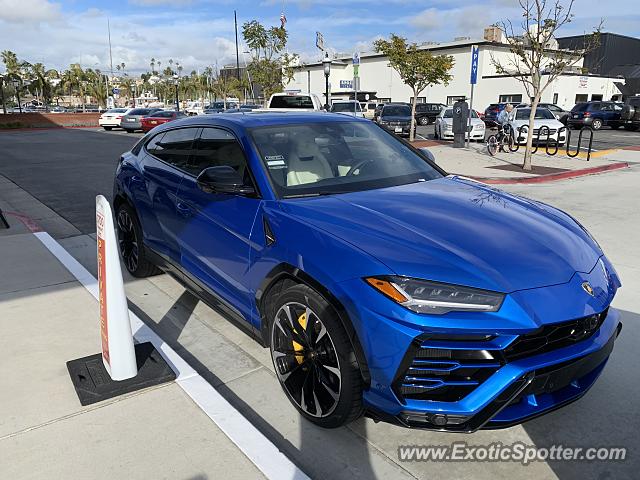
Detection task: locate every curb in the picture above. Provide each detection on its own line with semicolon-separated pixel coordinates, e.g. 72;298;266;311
462;162;629;185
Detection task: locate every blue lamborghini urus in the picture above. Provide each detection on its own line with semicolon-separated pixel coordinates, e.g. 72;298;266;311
113;112;621;431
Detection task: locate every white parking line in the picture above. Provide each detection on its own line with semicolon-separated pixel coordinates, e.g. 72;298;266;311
33;231;310;480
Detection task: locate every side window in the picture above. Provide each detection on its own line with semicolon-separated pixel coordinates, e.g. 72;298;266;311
147;128;197;169
190;128;252;184
145;132;166;157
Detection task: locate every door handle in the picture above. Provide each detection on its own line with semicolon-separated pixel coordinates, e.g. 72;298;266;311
176;202;193;217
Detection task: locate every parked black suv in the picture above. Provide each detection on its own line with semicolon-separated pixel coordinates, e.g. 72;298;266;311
414;103;446;125
621;96;640;131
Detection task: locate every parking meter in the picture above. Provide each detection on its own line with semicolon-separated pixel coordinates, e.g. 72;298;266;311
452;100;469;148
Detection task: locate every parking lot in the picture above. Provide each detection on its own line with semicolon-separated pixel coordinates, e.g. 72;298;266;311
1;127;638;479
416;123;640;152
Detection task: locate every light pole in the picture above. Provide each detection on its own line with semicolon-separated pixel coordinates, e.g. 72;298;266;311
173;74;179;111
322;53;331;111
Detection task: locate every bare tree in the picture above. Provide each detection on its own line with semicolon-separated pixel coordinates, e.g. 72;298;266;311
492;0;601;170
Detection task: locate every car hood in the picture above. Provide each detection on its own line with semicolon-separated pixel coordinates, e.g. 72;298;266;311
510;118;564;129
281;177;601;292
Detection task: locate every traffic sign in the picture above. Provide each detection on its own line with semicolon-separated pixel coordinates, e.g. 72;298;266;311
112;87;120;95
352;52;360;65
316;31;324;51
353;64;359;78
470;45;479;85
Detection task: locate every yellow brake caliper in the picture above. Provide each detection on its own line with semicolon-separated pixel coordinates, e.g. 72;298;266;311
293;312;307;364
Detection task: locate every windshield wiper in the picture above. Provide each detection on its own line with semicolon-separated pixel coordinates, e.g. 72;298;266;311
283;190;342;199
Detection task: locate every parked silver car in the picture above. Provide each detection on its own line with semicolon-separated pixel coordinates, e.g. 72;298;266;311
120;108;163;133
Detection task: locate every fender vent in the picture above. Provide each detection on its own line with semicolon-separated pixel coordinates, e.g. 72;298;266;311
263;216;275;246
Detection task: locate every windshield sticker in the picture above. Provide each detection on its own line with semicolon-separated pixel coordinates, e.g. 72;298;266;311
266;155;286;168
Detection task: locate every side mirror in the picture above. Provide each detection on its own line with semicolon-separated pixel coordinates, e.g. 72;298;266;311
418;147;436;163
196;166;255;195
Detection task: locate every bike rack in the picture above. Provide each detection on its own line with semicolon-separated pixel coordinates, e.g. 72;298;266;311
565;126;594;161
499;124;593;160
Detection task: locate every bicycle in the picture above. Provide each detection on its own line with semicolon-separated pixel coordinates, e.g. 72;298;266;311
486;125;514;156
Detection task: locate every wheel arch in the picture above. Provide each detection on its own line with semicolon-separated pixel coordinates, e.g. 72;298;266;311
256;263;371;388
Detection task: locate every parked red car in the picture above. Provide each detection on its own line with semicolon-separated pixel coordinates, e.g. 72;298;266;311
140;110;187;132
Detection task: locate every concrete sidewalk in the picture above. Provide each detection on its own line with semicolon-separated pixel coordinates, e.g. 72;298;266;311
0;233;266;480
413;140;636;183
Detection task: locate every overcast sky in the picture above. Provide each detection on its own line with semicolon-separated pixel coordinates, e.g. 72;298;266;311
0;0;637;74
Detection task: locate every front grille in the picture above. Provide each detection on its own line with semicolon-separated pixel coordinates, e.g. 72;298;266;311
502;309;608;362
395;347;501;402
394;309;608;404
531;128;557;135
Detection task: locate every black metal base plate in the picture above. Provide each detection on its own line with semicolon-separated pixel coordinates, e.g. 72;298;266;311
66;342;176;406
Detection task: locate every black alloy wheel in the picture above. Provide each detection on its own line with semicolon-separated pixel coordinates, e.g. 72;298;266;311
269;285;363;427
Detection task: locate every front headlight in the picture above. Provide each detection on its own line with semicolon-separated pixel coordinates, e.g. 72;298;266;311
474;123;484;130
444;123;453;130
365;276;504;314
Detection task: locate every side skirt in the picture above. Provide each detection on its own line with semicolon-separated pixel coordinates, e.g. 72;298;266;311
145;247;267;347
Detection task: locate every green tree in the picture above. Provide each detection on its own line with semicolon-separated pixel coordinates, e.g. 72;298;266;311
242;19;298;102
491;0;600;170
374;35;454;141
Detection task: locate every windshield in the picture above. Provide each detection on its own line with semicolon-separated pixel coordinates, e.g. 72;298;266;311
250;121;442;198
382;105;411;117
270;95;314;108
331;102;362;112
107;108;127;113
515;108;555;120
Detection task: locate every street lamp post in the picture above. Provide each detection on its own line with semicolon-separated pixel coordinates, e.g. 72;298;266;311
173;74;179;111
322;53;331;111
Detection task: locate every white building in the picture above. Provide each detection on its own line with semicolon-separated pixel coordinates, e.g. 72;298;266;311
287;32;624;111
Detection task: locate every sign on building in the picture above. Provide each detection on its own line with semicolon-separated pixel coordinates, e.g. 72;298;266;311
339;80;353;89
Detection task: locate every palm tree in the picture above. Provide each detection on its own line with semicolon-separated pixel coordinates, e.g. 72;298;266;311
150;58;156;75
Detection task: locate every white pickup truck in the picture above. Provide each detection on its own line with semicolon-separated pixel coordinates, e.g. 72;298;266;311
266;92;324;111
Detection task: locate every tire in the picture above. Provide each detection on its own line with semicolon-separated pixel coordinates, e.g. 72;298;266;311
591;119;603;130
418;116;430;126
115;203;161;278
487;135;498;156
125;129;135;133
103;126;113;131
624;125;639;132
611;123;620;130
268;284;363;428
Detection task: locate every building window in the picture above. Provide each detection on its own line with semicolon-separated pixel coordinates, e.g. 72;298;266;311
377;97;391;103
446;95;466;105
552;93;559;104
575;94;588;103
591;94;603;101
498;94;522;103
410;97;426;104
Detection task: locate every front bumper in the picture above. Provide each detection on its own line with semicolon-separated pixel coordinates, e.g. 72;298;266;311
441;129;485;140
335;256;621;432
381;124;413;136
384;311;621;432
